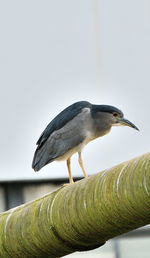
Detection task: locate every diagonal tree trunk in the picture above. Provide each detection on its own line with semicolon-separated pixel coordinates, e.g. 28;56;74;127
0;153;150;257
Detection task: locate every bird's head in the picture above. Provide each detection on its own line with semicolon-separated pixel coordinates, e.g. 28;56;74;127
91;105;139;132
111;111;139;130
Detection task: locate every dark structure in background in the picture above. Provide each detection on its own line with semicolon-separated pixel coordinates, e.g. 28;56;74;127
0;180;60;210
4;183;24;210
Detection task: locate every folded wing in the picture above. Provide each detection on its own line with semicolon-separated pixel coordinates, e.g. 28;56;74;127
32;103;92;171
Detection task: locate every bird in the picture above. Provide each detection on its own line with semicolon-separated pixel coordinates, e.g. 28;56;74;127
32;101;139;184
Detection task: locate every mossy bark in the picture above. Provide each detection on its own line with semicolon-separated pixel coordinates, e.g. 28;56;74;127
0;153;150;257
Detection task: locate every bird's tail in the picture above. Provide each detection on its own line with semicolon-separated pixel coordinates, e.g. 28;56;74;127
32;144;54;172
32;147;42;172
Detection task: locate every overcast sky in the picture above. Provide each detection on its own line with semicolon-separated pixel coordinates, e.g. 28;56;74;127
0;0;150;181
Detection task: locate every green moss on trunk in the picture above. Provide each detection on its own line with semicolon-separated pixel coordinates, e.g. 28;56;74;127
0;153;150;257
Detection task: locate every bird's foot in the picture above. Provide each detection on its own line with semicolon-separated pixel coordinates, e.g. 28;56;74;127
63;181;74;187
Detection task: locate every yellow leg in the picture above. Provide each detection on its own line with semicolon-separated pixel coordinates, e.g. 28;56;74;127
78;152;88;178
65;158;74;185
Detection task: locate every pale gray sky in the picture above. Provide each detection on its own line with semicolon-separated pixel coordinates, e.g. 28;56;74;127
0;0;150;181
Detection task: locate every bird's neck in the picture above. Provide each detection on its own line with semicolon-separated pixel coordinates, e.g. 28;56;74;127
93;119;112;138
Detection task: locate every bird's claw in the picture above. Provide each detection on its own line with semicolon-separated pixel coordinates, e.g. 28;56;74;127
63;182;74;187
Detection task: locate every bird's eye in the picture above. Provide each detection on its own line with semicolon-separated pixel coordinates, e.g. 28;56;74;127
113;112;118;117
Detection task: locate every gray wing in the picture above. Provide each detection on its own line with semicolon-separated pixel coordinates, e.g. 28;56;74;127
32;114;87;171
36;101;91;148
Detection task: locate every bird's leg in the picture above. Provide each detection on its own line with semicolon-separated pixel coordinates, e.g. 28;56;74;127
66;158;74;185
78;152;88;178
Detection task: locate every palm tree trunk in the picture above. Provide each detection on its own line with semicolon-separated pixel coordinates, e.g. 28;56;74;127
0;152;150;257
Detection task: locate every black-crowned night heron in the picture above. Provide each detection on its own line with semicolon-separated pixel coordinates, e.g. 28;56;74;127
32;101;139;184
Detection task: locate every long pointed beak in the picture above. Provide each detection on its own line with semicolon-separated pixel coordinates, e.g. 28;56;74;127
118;118;139;131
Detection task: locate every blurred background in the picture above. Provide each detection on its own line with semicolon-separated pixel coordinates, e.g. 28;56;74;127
0;0;150;257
